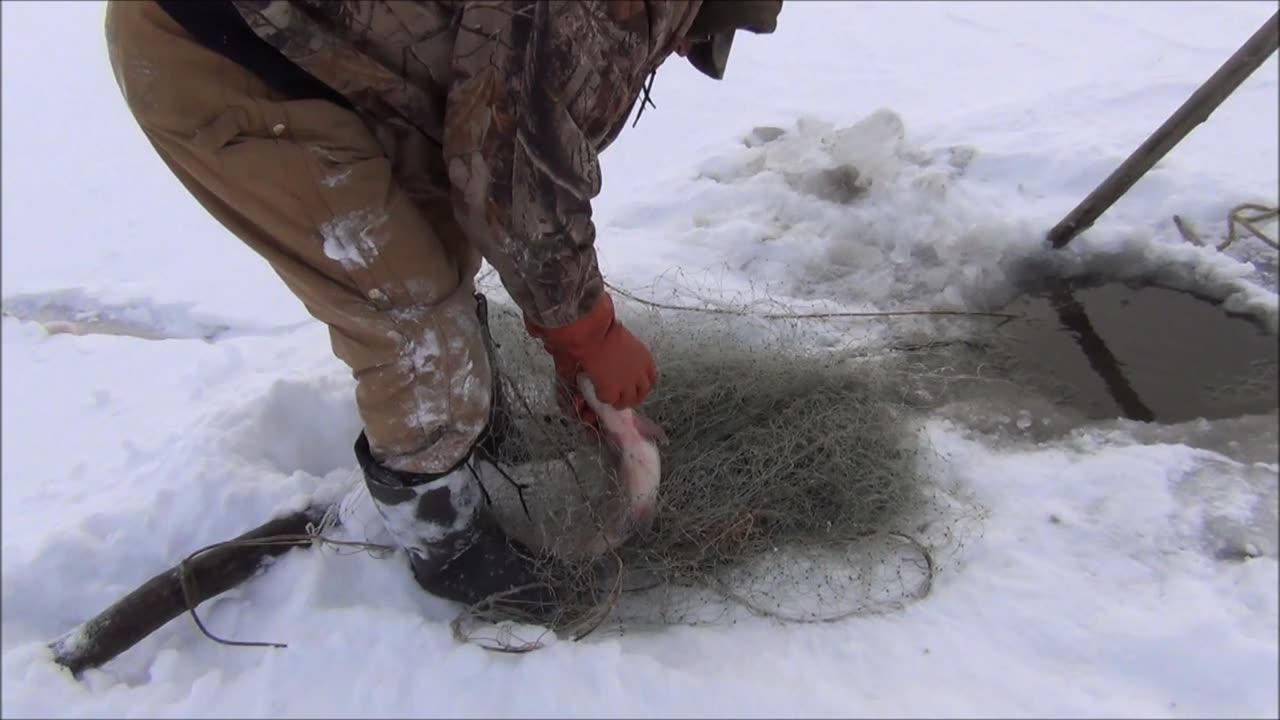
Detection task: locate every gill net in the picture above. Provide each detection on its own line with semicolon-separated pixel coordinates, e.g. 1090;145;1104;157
440;282;991;651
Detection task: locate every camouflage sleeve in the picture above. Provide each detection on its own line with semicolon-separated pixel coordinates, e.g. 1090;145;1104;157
443;1;662;329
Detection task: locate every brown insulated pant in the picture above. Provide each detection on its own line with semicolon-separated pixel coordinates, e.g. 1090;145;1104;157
104;1;492;474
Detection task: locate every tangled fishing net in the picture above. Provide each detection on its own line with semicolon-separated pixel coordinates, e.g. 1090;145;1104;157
442;283;989;651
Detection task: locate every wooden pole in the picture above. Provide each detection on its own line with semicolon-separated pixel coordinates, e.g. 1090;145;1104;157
1047;10;1279;249
49;505;330;678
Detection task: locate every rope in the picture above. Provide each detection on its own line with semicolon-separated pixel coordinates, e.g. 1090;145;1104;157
603;282;1020;323
176;532;395;650
481;268;1020;323
1224;203;1278;251
1174;202;1279;252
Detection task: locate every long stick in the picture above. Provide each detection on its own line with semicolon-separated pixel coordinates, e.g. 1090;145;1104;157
49;506;329;677
1047;10;1279;249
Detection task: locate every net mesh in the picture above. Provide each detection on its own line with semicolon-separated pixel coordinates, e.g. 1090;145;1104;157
450;284;988;650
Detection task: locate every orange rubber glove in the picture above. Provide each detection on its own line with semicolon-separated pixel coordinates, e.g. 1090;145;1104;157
525;292;657;427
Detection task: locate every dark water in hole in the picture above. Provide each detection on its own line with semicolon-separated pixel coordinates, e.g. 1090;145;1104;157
987;283;1278;423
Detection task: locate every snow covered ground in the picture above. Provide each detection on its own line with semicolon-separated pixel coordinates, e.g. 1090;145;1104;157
3;1;1277;717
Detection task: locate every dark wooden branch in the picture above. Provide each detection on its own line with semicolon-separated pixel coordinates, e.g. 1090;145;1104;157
1047;10;1279;249
49;505;330;678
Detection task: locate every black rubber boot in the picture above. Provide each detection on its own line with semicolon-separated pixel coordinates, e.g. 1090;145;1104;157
354;432;558;613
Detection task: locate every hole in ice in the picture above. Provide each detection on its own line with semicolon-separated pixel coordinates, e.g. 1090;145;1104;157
980;279;1277;424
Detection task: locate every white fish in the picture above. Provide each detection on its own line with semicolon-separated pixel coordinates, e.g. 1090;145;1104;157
576;376;668;557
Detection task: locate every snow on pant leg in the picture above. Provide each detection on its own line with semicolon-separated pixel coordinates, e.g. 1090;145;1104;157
104;0;492;475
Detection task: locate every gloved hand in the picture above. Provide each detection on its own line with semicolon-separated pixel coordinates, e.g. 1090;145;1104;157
525;292;656;427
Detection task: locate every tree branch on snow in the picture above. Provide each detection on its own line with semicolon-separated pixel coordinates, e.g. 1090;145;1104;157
48;505;348;678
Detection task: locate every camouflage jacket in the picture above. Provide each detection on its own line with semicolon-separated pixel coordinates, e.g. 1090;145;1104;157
230;1;703;328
